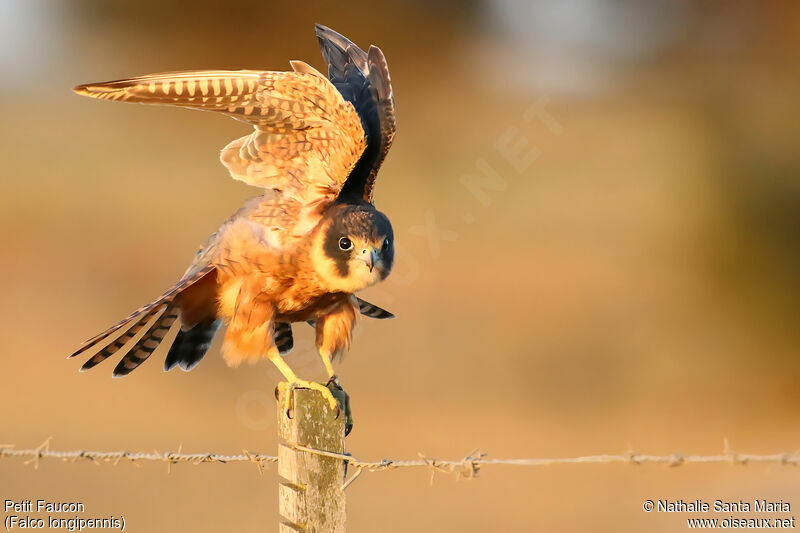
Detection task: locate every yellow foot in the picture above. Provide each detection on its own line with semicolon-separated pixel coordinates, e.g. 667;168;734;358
278;379;340;411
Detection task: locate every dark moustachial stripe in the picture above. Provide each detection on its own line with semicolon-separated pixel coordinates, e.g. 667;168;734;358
323;205;395;279
323;218;351;277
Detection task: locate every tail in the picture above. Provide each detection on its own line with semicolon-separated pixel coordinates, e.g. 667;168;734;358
71;266;219;377
164;319;222;372
274;322;294;356
355;297;394;319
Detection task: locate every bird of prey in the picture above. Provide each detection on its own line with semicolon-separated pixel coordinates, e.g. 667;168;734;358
69;25;397;411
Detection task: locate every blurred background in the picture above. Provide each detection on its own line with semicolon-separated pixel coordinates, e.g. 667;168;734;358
1;0;799;531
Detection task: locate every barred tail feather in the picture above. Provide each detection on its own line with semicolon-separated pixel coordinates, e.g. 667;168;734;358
79;305;165;371
70;300;165;359
113;305;180;377
356;298;394;319
304;299;392;331
71;266;216;375
164;319;222;372
274;322;294;356
70;266;214;360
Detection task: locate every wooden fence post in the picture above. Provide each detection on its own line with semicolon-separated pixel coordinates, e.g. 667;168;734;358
277;386;347;532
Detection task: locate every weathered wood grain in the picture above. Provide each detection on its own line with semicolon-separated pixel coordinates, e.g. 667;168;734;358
277;387;346;532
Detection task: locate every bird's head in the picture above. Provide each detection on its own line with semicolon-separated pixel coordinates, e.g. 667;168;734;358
312;204;394;293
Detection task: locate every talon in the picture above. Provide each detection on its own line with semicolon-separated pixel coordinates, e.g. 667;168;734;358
280;379;340;411
277;382;295;416
325;377;353;436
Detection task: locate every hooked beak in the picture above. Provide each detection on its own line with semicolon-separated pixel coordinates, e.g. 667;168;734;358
357;247;381;272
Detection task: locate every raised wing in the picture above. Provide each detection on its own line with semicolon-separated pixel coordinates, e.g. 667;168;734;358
316;24;396;203
74;67;367;211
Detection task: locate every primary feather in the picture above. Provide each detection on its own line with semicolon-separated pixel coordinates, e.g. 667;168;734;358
71;25;397;377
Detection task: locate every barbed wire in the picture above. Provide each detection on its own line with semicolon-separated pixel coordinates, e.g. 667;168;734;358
0;439;276;474
2;438;799;483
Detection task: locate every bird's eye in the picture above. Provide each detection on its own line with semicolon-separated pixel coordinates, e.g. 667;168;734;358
338;237;353;251
383;238;391;250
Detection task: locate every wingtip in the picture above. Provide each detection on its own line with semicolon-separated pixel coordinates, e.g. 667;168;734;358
314;23;332;36
367;45;389;67
366;45;392;96
72;83;112;100
72;83;96;97
72;80;131;101
313;23;356;49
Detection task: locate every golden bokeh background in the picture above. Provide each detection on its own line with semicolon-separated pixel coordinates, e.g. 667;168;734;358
2;1;799;531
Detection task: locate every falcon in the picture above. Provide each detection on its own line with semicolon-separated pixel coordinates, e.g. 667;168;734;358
69;25;397;411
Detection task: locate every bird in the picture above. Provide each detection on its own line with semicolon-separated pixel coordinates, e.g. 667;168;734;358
69;24;397;412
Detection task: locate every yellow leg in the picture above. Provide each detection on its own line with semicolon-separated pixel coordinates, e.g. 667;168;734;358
267;348;339;410
319;349;335;379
